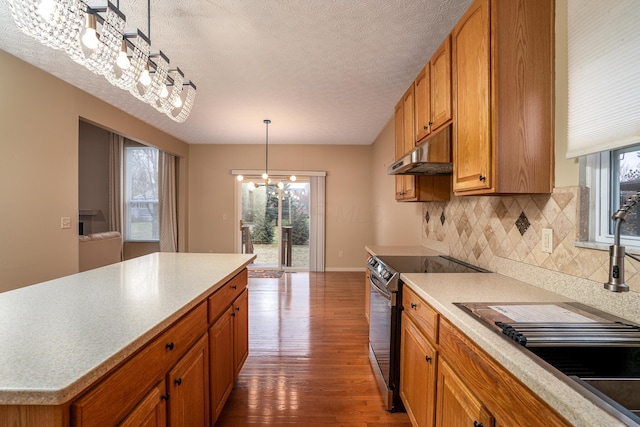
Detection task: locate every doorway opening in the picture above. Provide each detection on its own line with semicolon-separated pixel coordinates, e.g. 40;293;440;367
233;171;325;272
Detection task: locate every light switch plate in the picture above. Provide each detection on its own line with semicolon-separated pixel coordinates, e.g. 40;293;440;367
61;217;71;229
541;228;553;253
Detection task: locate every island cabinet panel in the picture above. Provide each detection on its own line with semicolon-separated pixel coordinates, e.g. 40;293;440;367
209;305;235;424
167;334;209;427
438;319;569;427
71;302;208;427
118;382;167;427
0;405;68;427
233;288;249;378
208;268;248;323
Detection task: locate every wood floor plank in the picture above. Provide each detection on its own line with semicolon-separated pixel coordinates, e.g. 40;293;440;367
215;272;411;426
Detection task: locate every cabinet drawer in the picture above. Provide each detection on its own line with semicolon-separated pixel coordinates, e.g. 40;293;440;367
208;269;248;323
402;285;439;344
72;302;208;427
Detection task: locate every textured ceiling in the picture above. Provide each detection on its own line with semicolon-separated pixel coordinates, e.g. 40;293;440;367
0;0;472;145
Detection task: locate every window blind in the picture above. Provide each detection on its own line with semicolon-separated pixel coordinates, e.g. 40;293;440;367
566;0;640;158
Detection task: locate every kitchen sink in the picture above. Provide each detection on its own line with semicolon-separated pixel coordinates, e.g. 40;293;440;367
570;376;640;425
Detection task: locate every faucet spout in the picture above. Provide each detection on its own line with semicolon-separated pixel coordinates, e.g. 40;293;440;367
603;193;640;292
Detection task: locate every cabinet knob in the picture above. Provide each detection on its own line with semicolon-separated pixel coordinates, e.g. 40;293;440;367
161;393;169;401
236;306;241;311
231;312;236;317
175;378;182;386
428;121;433;126
474;422;483;427
232;285;238;289
165;342;175;351
479;175;486;182
425;355;432;363
423;125;429;130
410;303;417;309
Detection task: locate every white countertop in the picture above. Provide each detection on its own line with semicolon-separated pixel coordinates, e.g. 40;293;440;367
401;272;628;427
0;252;255;406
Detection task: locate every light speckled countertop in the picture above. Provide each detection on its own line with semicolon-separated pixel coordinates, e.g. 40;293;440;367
401;272;628;427
0;252;255;406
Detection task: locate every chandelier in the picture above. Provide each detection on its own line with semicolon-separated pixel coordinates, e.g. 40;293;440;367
5;0;196;123
236;119;296;188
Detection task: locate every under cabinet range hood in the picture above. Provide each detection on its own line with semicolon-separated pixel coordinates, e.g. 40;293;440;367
387;125;452;175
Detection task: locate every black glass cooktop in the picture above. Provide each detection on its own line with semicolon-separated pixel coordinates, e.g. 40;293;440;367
378;255;488;274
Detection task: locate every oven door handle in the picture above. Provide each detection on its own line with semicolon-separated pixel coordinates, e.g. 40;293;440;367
369;276;395;306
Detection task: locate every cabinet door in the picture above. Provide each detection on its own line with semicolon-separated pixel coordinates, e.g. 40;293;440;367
394;101;406;200
167;333;209;427
233;288;249;378
118;382;167;427
415;65;432;143
403;85;416;155
400;313;437;427
209;306;235;423
436;359;494;427
430;35;452;131
452;0;491;193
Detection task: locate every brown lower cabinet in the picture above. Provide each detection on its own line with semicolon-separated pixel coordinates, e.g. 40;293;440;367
400;288;570;427
69;269;249;427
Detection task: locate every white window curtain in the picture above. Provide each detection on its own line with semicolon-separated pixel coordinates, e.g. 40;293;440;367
108;133;123;232
566;0;640;158
159;152;178;252
309;175;326;272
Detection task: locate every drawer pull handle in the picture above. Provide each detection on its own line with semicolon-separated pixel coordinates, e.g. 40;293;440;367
165;342;175;351
161;393;169;401
175;378;182;386
410;303;417;309
425;355;432;363
479;175;486;182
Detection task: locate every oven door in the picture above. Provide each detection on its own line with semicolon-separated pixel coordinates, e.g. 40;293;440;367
368;274;397;410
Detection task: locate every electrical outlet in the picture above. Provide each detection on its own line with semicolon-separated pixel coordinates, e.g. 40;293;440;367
429;221;436;232
222;214;228;220
60;217;71;229
541;228;553;253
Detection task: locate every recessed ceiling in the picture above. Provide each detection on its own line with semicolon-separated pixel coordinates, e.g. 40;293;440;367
0;0;472;145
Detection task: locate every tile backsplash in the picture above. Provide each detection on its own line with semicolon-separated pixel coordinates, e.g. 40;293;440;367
422;186;640;292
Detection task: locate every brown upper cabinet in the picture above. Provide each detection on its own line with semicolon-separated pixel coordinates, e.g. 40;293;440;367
452;0;554;195
395;97;450;202
416;36;452;144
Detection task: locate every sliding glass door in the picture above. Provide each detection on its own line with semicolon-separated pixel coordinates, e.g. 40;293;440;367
239;179;310;270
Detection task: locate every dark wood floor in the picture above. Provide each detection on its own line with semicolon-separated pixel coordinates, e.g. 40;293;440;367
215;272;412;426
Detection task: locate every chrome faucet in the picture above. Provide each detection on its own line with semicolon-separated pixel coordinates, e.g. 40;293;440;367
604;192;640;292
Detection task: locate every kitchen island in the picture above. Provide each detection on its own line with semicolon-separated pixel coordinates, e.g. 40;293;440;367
0;252;255;426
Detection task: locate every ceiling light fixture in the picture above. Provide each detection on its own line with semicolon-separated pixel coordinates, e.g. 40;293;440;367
235;120;297;187
5;0;196;123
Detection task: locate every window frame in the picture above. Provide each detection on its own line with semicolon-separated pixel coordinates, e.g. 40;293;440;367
123;144;160;243
589;146;640;250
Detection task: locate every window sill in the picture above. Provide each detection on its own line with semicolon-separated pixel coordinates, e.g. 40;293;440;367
124;240;159;244
574;241;640;256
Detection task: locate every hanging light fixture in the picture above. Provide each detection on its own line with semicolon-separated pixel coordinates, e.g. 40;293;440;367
235;120;297;186
5;0;196;123
262;119;271;181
